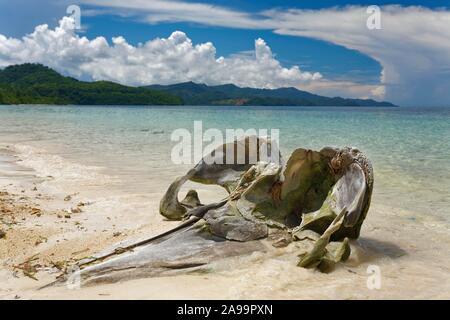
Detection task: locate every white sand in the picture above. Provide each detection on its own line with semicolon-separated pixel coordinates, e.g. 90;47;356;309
1;147;450;300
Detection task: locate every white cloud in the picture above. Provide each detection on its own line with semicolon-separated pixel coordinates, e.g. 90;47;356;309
3;3;450;104
301;80;385;101
0;17;321;89
80;0;268;29
79;1;450;105
263;5;450;106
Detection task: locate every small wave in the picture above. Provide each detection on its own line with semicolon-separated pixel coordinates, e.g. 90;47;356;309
10;143;117;186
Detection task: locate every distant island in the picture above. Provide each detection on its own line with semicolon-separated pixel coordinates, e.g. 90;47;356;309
147;83;396;107
0;64;396;107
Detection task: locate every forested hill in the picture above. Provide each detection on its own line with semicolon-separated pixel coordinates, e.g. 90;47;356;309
0;64;182;105
0;64;396;107
147;82;396;107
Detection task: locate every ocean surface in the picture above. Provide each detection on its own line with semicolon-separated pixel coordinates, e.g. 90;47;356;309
0;105;449;222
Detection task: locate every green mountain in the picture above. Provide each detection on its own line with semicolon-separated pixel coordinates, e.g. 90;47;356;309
0;64;396;107
147;82;396;107
0;64;182;105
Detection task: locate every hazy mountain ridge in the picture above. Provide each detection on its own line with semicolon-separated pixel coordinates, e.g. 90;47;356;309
146;81;395;107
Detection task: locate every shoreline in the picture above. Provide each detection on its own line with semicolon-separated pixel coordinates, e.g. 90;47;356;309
1;145;450;299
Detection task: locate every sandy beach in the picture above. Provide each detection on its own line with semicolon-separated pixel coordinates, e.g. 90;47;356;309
2;0;450;302
1;143;450;300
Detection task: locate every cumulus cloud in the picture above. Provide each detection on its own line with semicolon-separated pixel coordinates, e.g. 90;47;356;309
0;17;321;89
3;3;449;104
80;1;450;105
264;5;450;106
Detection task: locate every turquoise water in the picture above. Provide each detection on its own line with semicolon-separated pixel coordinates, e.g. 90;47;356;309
0;105;449;220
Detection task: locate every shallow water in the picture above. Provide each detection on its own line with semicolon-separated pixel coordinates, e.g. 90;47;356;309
0;105;449;220
1;104;449;299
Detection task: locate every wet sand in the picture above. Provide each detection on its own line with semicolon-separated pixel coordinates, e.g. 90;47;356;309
1;148;450;300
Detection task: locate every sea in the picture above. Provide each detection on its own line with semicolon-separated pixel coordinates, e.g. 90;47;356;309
1;104;450;299
0;105;448;220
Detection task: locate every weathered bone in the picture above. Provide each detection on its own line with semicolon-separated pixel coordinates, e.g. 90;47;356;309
43;138;373;287
159;136;281;220
62;223;267;287
297;207;349;270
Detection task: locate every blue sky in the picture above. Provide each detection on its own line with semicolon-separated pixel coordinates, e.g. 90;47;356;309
0;1;449;106
0;0;445;82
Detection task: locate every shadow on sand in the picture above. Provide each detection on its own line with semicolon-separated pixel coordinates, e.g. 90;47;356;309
349;237;407;265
